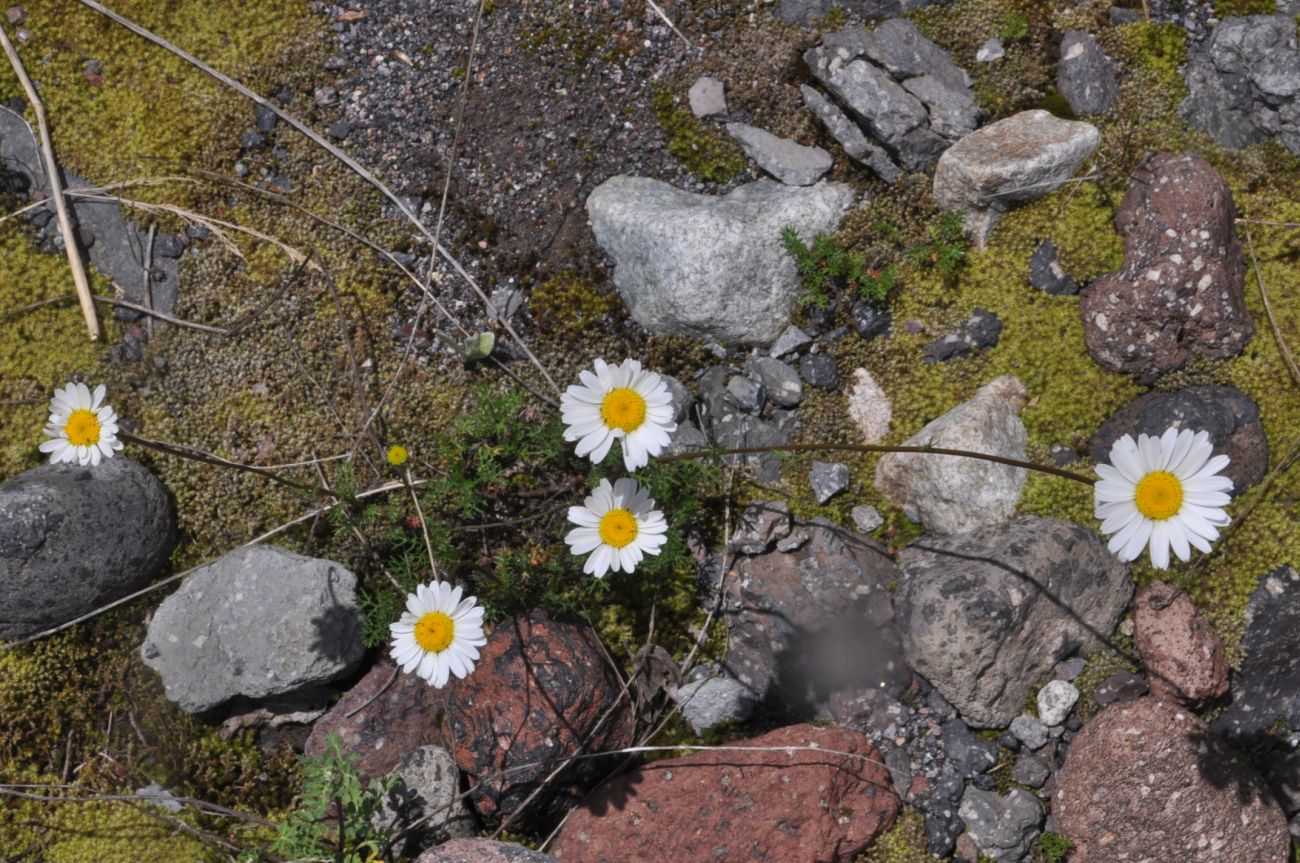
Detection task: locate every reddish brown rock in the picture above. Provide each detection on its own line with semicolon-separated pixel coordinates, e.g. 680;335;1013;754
551;723;899;863
1055;697;1289;863
447;611;634;830
305;659;447;781
415;839;560;862
1133;581;1228;706
1079;152;1253;384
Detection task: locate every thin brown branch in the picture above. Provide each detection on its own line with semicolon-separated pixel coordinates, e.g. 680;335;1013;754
118;430;331;496
1243;224;1300;388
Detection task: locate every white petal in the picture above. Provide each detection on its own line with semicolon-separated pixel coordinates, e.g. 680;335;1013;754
1148;521;1170;569
1108;438;1144;483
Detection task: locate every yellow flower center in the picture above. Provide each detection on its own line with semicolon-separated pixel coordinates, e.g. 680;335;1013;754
1134;471;1183;521
414;611;455;653
600;387;647;433
599;508;639;548
64;409;101;447
386;445;409;466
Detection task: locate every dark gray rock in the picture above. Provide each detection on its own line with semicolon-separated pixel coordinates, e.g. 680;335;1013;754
1262;747;1300;817
1057;31;1119;116
852;300;892;340
660;373;692;424
1213;566;1300;746
724;518;909;718
729;501;794;555
745;356;803;408
726;123;833;186
770;324;813;358
923;799;965;856
326;119;353;140
1028;239;1079;296
941;718;998;777
1181;15;1300;156
140;545;365;713
958;788;1044;863
895;517;1133;727
924;309;1001;361
1010;753;1049;787
809;461;851;504
254;103;279;133
0;458;175;640
851;504;884;533
799;352;839;390
587;176;854;345
776;0;951;25
866;19;973;93
1009;715;1048;750
801;85;903;183
1094;670;1149;705
726;373;766;414
374;746;476;857
901;73;981;140
1089;385;1267;497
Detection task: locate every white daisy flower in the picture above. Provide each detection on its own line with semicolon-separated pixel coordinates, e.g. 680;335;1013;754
561;358;676;472
565;477;669;578
389;581;487;688
1094;428;1233;570
38;381;124;467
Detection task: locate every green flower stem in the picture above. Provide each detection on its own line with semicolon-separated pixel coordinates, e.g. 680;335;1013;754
653;442;1096;485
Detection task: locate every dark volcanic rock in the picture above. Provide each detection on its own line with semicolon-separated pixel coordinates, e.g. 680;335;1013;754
1057;30;1118;116
551;723;899;863
0;458;174;640
1089;385;1267;496
924;309;1001;361
446;611;634;830
1079;152;1253;383
1028;239;1079;296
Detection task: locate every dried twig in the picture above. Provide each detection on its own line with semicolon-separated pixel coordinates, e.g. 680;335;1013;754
0;29;99;339
1243;223;1300;387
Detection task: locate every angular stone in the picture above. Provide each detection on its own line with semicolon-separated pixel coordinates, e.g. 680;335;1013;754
1213;566;1300;746
414;839;560;863
933;110;1100;247
1133;580;1228;706
1079;152;1253;383
688;75;727;118
672;673;758;734
901;73;981;141
942;717;998;777
847;366;892;443
725;518;908;717
1057;697;1290;863
1011;752;1051;788
551;724;899;863
924;309;1001;361
851;504;884;533
1093;670;1148;705
726;122;833;186
770;324;813;358
801;85;903;183
745;356;803;408
140;545;364;713
1028;239;1079;296
799;351;839;390
1009;715;1048;750
1089;385;1267;496
446;611;634;829
305;660;450;781
895;517;1132;727
1036;680;1079;726
587;176;853;344
875;376;1027;536
865;18;974;93
373;746;476;857
977;38;1004;62
809;460;851;504
728;501;793;554
0;458;174;640
958;787;1043;863
1057;31;1118;116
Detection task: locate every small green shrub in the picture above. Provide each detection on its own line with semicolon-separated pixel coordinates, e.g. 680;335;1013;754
1036;831;1074;863
999;9;1029;41
269;732;396;863
905;211;968;281
782;228;895;308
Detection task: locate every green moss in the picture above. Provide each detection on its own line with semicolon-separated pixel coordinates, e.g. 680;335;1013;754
530;272;623;337
856;807;931;863
1214;0;1276;16
652;82;749;184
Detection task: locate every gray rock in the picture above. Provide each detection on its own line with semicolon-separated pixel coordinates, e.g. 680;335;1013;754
958;788;1044;863
866;18;974;94
745;356;803;408
134;782;182;813
0;458;175;640
688;76;727;118
726;374;766;414
895;516;1133;727
801;85;903;183
851;504;884;533
374;746;476;857
672;672;758;733
976;38;1004;62
925;804;965;857
933;110;1100;248
901;74;981;141
1009;715;1048;750
942;717;999;777
1056;657;1086;680
666;421;709;456
851;300;892;340
847;366;892;444
140;545;365;713
724;518;909;717
414;839;562;863
1028;239;1079;296
809;461;851;504
254;103;279;133
924;309;1001;361
1181;15;1300;155
1036;680;1079;726
799;352;839;390
587;176;854;344
1011;752;1051;788
726;123;833;186
0;109;180;315
1057;31;1118;116
660;373;692;424
487;286;522;321
770;324;813;358
875;376;1027;536
709;409;797;484
777;0;951;23
729;501;794;554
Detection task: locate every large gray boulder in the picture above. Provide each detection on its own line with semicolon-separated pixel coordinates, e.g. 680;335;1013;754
140;545;364;713
933;110;1100;247
586;176;853;344
0;458;174;640
895;516;1132;727
875;375;1027;536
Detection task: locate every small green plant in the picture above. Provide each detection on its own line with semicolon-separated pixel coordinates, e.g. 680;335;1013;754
269;732;397;863
905;211;968;282
782;228;894;308
1036;832;1074;863
652;83;748;183
999;9;1029;42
